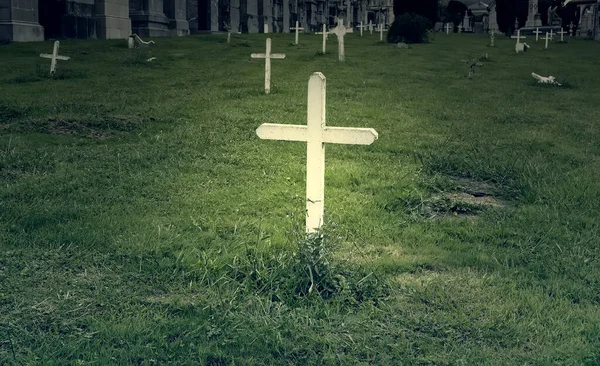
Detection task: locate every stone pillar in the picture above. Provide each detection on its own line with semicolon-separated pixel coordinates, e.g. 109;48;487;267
96;0;131;38
282;0;289;32
230;0;240;32
247;0;258;32
130;0;170;36
0;0;44;42
164;0;189;35
525;0;539;27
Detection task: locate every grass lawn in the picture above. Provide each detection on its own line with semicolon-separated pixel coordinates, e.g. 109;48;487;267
0;32;599;364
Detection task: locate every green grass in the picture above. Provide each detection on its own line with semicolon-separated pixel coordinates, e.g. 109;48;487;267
1;32;599;364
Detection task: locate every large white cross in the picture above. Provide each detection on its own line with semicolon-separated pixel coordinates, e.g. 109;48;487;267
251;38;286;94
533;27;542;41
557;28;568;42
445;23;452;35
331;20;348;62
39;41;70;75
256;72;378;234
290;21;304;45
511;29;526;44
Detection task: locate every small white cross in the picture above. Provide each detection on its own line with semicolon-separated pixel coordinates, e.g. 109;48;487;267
356;21;367;37
290;21;305;45
557;28;568;42
39;41;70;75
533;27;542;41
543;32;551;49
379;23;385;42
256;72;378;234
331;20;348;62
549;29;554;38
445;23;452;35
511;29;526;44
251;38;286;94
314;24;331;53
369;20;373;35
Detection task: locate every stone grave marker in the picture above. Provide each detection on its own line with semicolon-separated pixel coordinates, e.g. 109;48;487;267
128;36;135;48
316;24;329;53
557;28;568;42
264;24;269;34
369;20;373;35
569;22;574;36
533;27;542;41
543;31;551;49
290;21;304;45
331;20;348;62
379;23;384;41
255;72;378;234
511;30;528;53
251;38;286;94
39;41;70;75
446;23;452;35
356;21;367;37
489;29;496;46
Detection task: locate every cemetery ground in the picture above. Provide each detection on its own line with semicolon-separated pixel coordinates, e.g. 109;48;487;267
0;33;599;364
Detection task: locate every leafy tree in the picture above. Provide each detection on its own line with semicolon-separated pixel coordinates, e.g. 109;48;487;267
393;0;439;24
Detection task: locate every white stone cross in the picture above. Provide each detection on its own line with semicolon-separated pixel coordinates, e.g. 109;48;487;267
317;24;328;53
533;27;542;41
446;23;452;35
331;20;348;62
356;21;367;37
543;31;551;49
549;29;554;38
39;41;70;75
511;29;526;44
251;38;286;94
557;28;568;42
369;20;373;35
290;21;304;45
379;23;384;41
255;72;378;234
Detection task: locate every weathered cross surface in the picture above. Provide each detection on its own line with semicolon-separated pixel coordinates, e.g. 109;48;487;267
533;27;542;41
557;28;568;42
256;72;378;234
290;21;304;44
251;38;286;94
331;20;348;62
39;41;70;75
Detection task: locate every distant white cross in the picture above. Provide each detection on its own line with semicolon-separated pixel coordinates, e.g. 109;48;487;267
379;23;384;41
533;27;542;41
39;41;70;75
331;20;348;62
315;24;329;53
489;29;495;46
369;20;373;35
549;29;554;38
251;38;286;94
446;23;452;35
543;32;551;49
511;29;526;44
557;28;568;42
356;21;367;37
290;21;304;45
256;72;378;234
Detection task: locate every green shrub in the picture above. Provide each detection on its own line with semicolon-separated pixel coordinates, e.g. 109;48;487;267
387;13;432;44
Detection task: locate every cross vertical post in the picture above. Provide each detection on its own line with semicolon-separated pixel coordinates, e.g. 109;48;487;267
446;23;451;35
544;32;550;49
321;24;327;53
379;23;383;41
534;27;542;41
369;20;373;35
255;73;378;234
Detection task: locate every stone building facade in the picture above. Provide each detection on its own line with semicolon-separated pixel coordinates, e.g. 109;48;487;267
0;0;392;42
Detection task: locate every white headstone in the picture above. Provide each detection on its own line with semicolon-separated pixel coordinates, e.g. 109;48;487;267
264;24;269;34
255;72;378;233
39;41;70;75
250;38;286;94
290;21;304;45
331;20;348;62
127;36;135;48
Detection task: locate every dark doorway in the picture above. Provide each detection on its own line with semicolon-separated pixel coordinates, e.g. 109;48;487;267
198;0;211;31
39;0;66;39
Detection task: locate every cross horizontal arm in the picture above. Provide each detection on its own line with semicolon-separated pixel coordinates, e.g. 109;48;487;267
256;123;307;141
40;54;70;60
251;53;267;58
270;54;286;59
322;127;378;145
